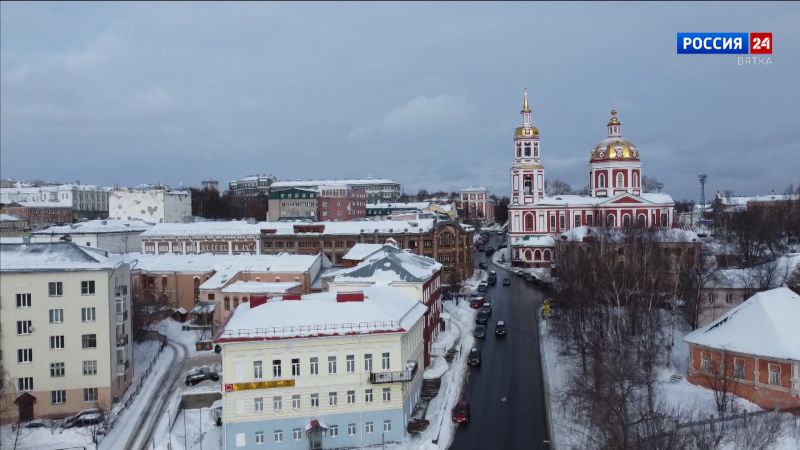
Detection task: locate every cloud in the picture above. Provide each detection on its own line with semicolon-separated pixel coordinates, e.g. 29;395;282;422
346;95;474;141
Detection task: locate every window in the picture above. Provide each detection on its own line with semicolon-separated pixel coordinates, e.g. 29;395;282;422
574;215;581;227
50;335;65;349
734;358;745;379
224;298;230;310
18;377;33;391
586;214;593;226
291;358;300;377
383;420;392;432
725;293;734;304
49;309;64;324
50;362;65;377
424;240;433;248
382;387;391;402
329;425;339;438
364;354;373;372
254;360;263;379
273;430;283;443
365;388;373;403
328;356;337;374
329;391;338;406
17;320;32;335
83;360;97;375
48;282;63;296
348;423;356;436
81;281;95;295
559;215;565;230
81;307;96;322
310;357;319;375
17;348;33;363
550;215;556;230
346;354;355;373
292;428;302;441
272;360;282;378
382;352;390;370
292;395;300;409
708;293;716;304
365;421;374;434
83;387;98;402
51;390;66;405
82;334;97;349
310;393;319;407
769;364;781;385
16;293;31;308
254;397;264;412
347;390;355;404
255;431;264;444
616;173;624;187
268;395;280;411
701;352;712;373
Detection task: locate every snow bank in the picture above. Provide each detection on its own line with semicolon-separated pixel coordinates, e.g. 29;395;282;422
424;357;449;379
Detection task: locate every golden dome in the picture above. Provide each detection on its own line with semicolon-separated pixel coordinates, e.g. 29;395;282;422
514;126;539;138
591;137;639;161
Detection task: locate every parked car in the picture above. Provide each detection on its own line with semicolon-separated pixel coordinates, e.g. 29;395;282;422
495;321;507;337
502;278;511;286
452;401;471;424
477;283;487;293
63;409;104;428
480;303;492;316
24;420;49;429
473;325;486;339
467;348;482;367
469;295;486;308
185;367;220;386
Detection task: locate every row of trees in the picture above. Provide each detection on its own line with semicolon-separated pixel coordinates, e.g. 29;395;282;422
190;187;268;220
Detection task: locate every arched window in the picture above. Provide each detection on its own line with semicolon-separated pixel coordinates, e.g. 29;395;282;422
525;249;532;261
616;173;624;187
534;249;542;261
525;214;534;231
607;214;616;226
524;144;531;157
598;173;606;188
233;296;239;308
516;143;521;158
637;214;647;227
533;141;539;157
622;214;631;227
633;172;639;187
224;297;230;311
543;250;551;261
524;178;532;195
193;277;200;302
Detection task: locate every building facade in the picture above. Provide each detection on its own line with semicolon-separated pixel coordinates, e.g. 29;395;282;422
267;188;319;221
0;243;133;424
108;187;192;223
1;202;74;229
507;90;675;267
270;179;401;204
0;184;110;220
318;186;367;221
215;287;425;450
457;187;495;226
31;219;153;253
228;175;277;197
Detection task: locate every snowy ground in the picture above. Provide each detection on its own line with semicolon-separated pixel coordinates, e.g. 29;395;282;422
154;407;222;450
539;314;800;450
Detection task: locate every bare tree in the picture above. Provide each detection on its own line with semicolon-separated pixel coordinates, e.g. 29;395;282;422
132;274;177;337
726;409;787;450
702;349;740;416
545;178;572;195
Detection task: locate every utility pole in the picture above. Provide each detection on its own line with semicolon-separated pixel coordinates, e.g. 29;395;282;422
698;173;708;226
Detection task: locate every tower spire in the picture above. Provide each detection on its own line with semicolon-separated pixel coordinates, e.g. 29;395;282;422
522;88;531;113
607;108;621;137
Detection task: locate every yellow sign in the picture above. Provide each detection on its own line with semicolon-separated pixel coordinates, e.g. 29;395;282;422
225;379;296;392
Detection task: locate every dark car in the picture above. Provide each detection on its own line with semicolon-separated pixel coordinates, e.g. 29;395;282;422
480;303;492;316
24;420;49;429
185;367;220;386
452;401;471;424
476;283;487;293
502;278;511;286
473;325;486;339
469;296;486;309
476;311;488;325
467;348;481;367
63;409;104;428
495;321;507;337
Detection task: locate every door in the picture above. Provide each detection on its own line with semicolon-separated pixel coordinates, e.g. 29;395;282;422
308;429;323;450
16;393;35;422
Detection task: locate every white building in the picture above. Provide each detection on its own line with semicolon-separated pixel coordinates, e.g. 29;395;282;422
215;286;426;449
0;184;110;220
457;187;495;225
108;187;191;223
0;242;133;423
271;179;401;204
31;219;153;253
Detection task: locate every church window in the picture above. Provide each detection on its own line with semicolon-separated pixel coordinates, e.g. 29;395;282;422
633;172;639;187
516;143;521;158
622;214;631;227
598;173;606;188
586;214;593;226
559;215;565;230
525;214;534;231
606;214;615;226
549;215;556;230
661;213;668;226
637;214;646;227
524;144;531;157
616;173;624;187
533;141;539;157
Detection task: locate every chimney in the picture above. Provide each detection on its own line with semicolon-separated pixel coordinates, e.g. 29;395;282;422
250;295;268;308
336;291;365;302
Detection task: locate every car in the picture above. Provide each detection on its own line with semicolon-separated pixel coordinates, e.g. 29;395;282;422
469;298;485;309
24;420;49;429
514;268;524;276
480;303;492;316
185;367;220;386
487;278;496;286
473;325;486;339
476;284;487;293
502;278;511;286
451;401;471;424
495;321;507;337
476;311;488;325
63;409;104;428
467;348;481;367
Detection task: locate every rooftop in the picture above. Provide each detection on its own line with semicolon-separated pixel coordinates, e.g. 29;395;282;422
0;242;120;271
217;285;426;341
329;243;442;283
221;281;302;294
684;287;800;361
124;252;321;275
342;243;385;261
271;178;398;188
0;213;22;221
141;219;439;238
32;219;154;235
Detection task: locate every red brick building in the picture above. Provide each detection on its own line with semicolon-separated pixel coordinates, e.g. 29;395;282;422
1;201;73;229
684;287;800;411
318;185;367;221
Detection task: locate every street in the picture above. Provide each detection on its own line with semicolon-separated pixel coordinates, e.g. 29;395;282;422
451;236;551;450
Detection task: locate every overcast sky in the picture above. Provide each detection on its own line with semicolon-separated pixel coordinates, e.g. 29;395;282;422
2;2;799;201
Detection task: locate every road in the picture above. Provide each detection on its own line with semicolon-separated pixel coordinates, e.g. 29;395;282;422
451;235;551;450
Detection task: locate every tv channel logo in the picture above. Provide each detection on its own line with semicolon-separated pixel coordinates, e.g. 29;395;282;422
677;33;772;54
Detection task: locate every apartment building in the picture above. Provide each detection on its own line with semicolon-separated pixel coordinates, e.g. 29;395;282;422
0;242;133;423
215;286;425;449
31;219;153;253
108;187;191;223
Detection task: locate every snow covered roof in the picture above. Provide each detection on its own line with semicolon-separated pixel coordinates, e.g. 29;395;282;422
271;178;398;188
0;213;22;221
124;252;320;275
557;226;698;243
716;193;796;206
460;186;489;192
12;200;73;208
342;243;385;261
329;244;442;283
221;281;301;294
33;219;153;235
708;254;800;289
367;202;431;210
515;235;556;248
684;287;800;361
1;242;120;271
141;219;438;238
533;192;674;207
217;285;427;341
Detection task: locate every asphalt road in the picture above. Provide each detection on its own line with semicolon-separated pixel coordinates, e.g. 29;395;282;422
451;236;551;450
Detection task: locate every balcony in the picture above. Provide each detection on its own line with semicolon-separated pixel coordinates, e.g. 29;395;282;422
369;361;418;384
117;360;130;374
115;285;128;297
115;310;129;324
116;333;129;347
